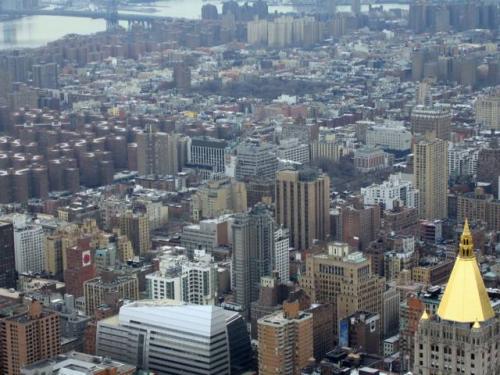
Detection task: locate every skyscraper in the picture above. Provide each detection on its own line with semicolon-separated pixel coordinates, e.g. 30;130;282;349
411;106;452;141
0;222;15;288
235;140;278;181
413;136;448;220
0;300;61;375
258;300;313;375
413;220;499;374
32;62;58;89
232;204;289;317
275;168;330;250
300;242;384;339
12;215;45;274
136;125;180;176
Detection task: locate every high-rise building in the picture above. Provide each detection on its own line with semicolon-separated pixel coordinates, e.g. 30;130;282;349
235;140;278;181
118;211;150;256
300;242;384;340
411;106;451;141
0;222;16;288
173;63;191;90
136;125;180;176
413;136;448;220
351;0;360;15
275;168;330;250
339;200;381;251
146;249;218;305
413;220;499;374
232;204;290;317
277;138;310;165
32;63;58;89
12;215;45;274
258;300;313;375
84;272;139;316
475;91;500;130
96;301;252;375
0;301;61;375
63;238;97;298
188;136;227;180
476;141;500;197
457;187;500;231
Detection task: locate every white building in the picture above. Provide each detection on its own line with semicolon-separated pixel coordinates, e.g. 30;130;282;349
273;226;290;281
13;215;45;274
96;300;252;375
361;173;419;210
365;122;412;151
146;249;218;305
448;144;479;177
277;138;310;165
475;92;500;130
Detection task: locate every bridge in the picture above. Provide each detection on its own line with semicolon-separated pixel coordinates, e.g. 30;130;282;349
0;4;171;30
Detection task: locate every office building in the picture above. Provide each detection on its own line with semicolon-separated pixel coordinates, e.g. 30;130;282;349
136;125;180;176
340;201;381;251
232;204;289;316
476;142;500;197
457;187;500;231
361;173;419;210
84;272;139;316
118;211;150;256
146;249;218;305
258;300;313;375
411;106;451;141
0;222;15;288
235;139;278;181
189;136;227;180
191;178;247;221
353;146;392;172
277;138;310;164
181;218;230;258
300;242;384;339
63;239;97;298
12;215;45;274
96;301;252;375
0;301;61;375
338;311;381;355
173;63;191;90
275;168;330;251
365;122;412;152
475;92;500;130
413;137;448;220
413;221;499;375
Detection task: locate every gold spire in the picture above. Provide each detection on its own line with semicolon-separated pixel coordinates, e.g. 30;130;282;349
420;310;429;321
436;219;495;323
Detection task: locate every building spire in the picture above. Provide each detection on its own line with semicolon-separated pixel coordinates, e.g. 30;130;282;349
436;218;495;323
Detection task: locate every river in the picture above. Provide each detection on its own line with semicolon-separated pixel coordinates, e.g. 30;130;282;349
0;1;408;50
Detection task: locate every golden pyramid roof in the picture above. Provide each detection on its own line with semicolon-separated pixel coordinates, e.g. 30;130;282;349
436;219;495;323
420;310;429;321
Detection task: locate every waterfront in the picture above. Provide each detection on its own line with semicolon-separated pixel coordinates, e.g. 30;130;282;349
0;1;408;50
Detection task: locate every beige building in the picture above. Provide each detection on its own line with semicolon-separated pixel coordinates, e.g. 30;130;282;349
475;92;500;130
300;242;384;338
118;211;150;256
0;301;61;375
413;221;500;375
191;178;247;221
258;300;313;375
457;187;500;231
136;125;181;176
275;168;330;251
413;137;448;220
411;106;451;140
83;273;139;316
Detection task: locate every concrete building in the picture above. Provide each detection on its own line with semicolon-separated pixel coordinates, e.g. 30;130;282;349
339;201;381;251
361;173;419;210
181;218;230;258
277;138;310;164
118;211;150;256
411;106;451;141
0;301;61;375
146;249;218;305
83;272;139;316
96;300;252;375
413;221;500;375
457;187;500;231
258;300;313;375
12;215;45;274
275;168;330;251
191;178;247;221
32;63;58;89
365;122;412;152
136;126;180;177
354;146;392;172
476;143;500;197
0;222;16;288
338;311;381;355
188;136;227;180
232;204;289;317
413;136;448;220
475;92;500;130
300;242;384;340
235;139;278;181
448;144;479;178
